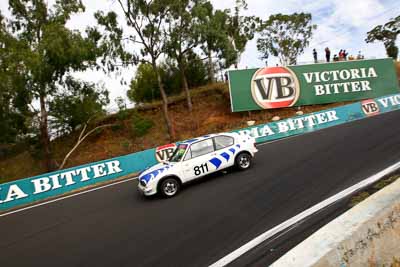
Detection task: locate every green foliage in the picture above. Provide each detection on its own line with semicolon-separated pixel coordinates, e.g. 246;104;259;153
131;113;154;137
3;0;104;170
121;140;130;149
366;15;400;60
225;0;260;68
128;63;160;103
195;3;237;71
49;76;109;134
115;96;127;111
0;11;33;143
116;109;132;121
185;51;208;88
127;58;207;103
127;62;181;103
164;0;201;61
257;13;316;65
7;0;100;95
95;0;177;139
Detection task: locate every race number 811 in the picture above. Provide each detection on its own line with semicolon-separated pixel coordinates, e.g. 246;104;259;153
194;163;209;176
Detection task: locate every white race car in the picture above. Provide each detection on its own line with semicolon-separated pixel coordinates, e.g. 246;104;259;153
138;132;258;197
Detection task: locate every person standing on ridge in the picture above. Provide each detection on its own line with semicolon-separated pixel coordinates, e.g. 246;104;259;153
325;47;331;62
313;49;318;63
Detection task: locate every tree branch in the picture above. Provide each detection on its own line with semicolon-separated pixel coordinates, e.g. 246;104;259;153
58;123;115;170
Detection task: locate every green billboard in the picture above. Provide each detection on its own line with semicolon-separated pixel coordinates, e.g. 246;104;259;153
228;58;399;112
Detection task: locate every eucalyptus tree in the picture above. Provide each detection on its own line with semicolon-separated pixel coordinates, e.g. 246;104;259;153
257;13;316;66
226;0;260;69
95;0;176;140
0;11;31;144
366;15;400;60
194;1;236;82
164;0;205;112
5;0;100;170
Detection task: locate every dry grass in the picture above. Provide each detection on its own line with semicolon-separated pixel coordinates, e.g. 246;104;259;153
349;175;400;207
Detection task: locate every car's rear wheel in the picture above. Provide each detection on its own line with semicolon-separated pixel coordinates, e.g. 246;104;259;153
235;152;252;170
160;177;180;198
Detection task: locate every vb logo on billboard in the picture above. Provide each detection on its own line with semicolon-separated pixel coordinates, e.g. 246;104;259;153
251;67;300;109
155;143;177;162
361;99;380;116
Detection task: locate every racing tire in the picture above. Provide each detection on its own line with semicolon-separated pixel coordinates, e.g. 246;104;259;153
159;177;180;198
235;152;252;170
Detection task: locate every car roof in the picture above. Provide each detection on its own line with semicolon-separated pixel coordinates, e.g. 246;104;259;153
180;132;236;146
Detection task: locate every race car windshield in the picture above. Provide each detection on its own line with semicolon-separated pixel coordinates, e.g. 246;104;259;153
169;144;188;162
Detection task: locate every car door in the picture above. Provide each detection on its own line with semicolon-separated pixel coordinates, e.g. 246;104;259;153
182;138;216;181
213;135;236;169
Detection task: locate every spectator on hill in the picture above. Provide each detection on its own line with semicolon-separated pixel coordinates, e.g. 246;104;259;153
333;54;339;61
325;47;331;62
338;50;344;61
313;49;318;63
348;55;355;60
357;51;364;60
224;72;228;83
343;50;348;60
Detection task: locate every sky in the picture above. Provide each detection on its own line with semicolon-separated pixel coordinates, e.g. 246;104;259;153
1;0;399;112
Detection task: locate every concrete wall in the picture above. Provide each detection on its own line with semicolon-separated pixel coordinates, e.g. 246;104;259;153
271;177;400;267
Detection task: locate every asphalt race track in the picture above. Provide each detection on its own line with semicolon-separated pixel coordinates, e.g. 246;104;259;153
2;110;400;267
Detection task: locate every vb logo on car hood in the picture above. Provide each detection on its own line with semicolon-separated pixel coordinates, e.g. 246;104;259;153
251;66;300;109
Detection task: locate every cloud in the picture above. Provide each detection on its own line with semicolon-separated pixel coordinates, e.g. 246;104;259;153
331;0;385;27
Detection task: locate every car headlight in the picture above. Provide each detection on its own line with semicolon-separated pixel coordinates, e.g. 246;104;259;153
139;179;147;187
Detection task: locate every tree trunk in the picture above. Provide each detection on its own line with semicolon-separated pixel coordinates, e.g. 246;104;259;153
39;94;55;171
207;49;215;83
178;60;192;112
152;61;175;140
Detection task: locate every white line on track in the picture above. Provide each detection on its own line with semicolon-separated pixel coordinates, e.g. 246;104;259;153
0;176;138;218
209;160;400;267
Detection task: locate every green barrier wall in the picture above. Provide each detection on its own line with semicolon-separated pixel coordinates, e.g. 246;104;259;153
228;58;399;112
1;93;400;212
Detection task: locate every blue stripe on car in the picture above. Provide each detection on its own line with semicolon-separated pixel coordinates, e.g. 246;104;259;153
229;148;236;154
220;152;230;161
209;158;222;169
140;166;169;183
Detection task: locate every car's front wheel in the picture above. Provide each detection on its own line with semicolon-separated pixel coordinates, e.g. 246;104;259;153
235;152;252;170
159;177;180;198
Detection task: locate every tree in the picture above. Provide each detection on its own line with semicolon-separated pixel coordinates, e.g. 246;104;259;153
257;13;316;66
58;117;115;170
5;0;101;171
226;0;260;69
128;57;207;104
128;63;161;103
127;62;180;104
164;0;204;112
366;15;400;60
195;2;236;82
49;76;109;135
184;50;208;88
0;11;32;143
95;0;176;140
